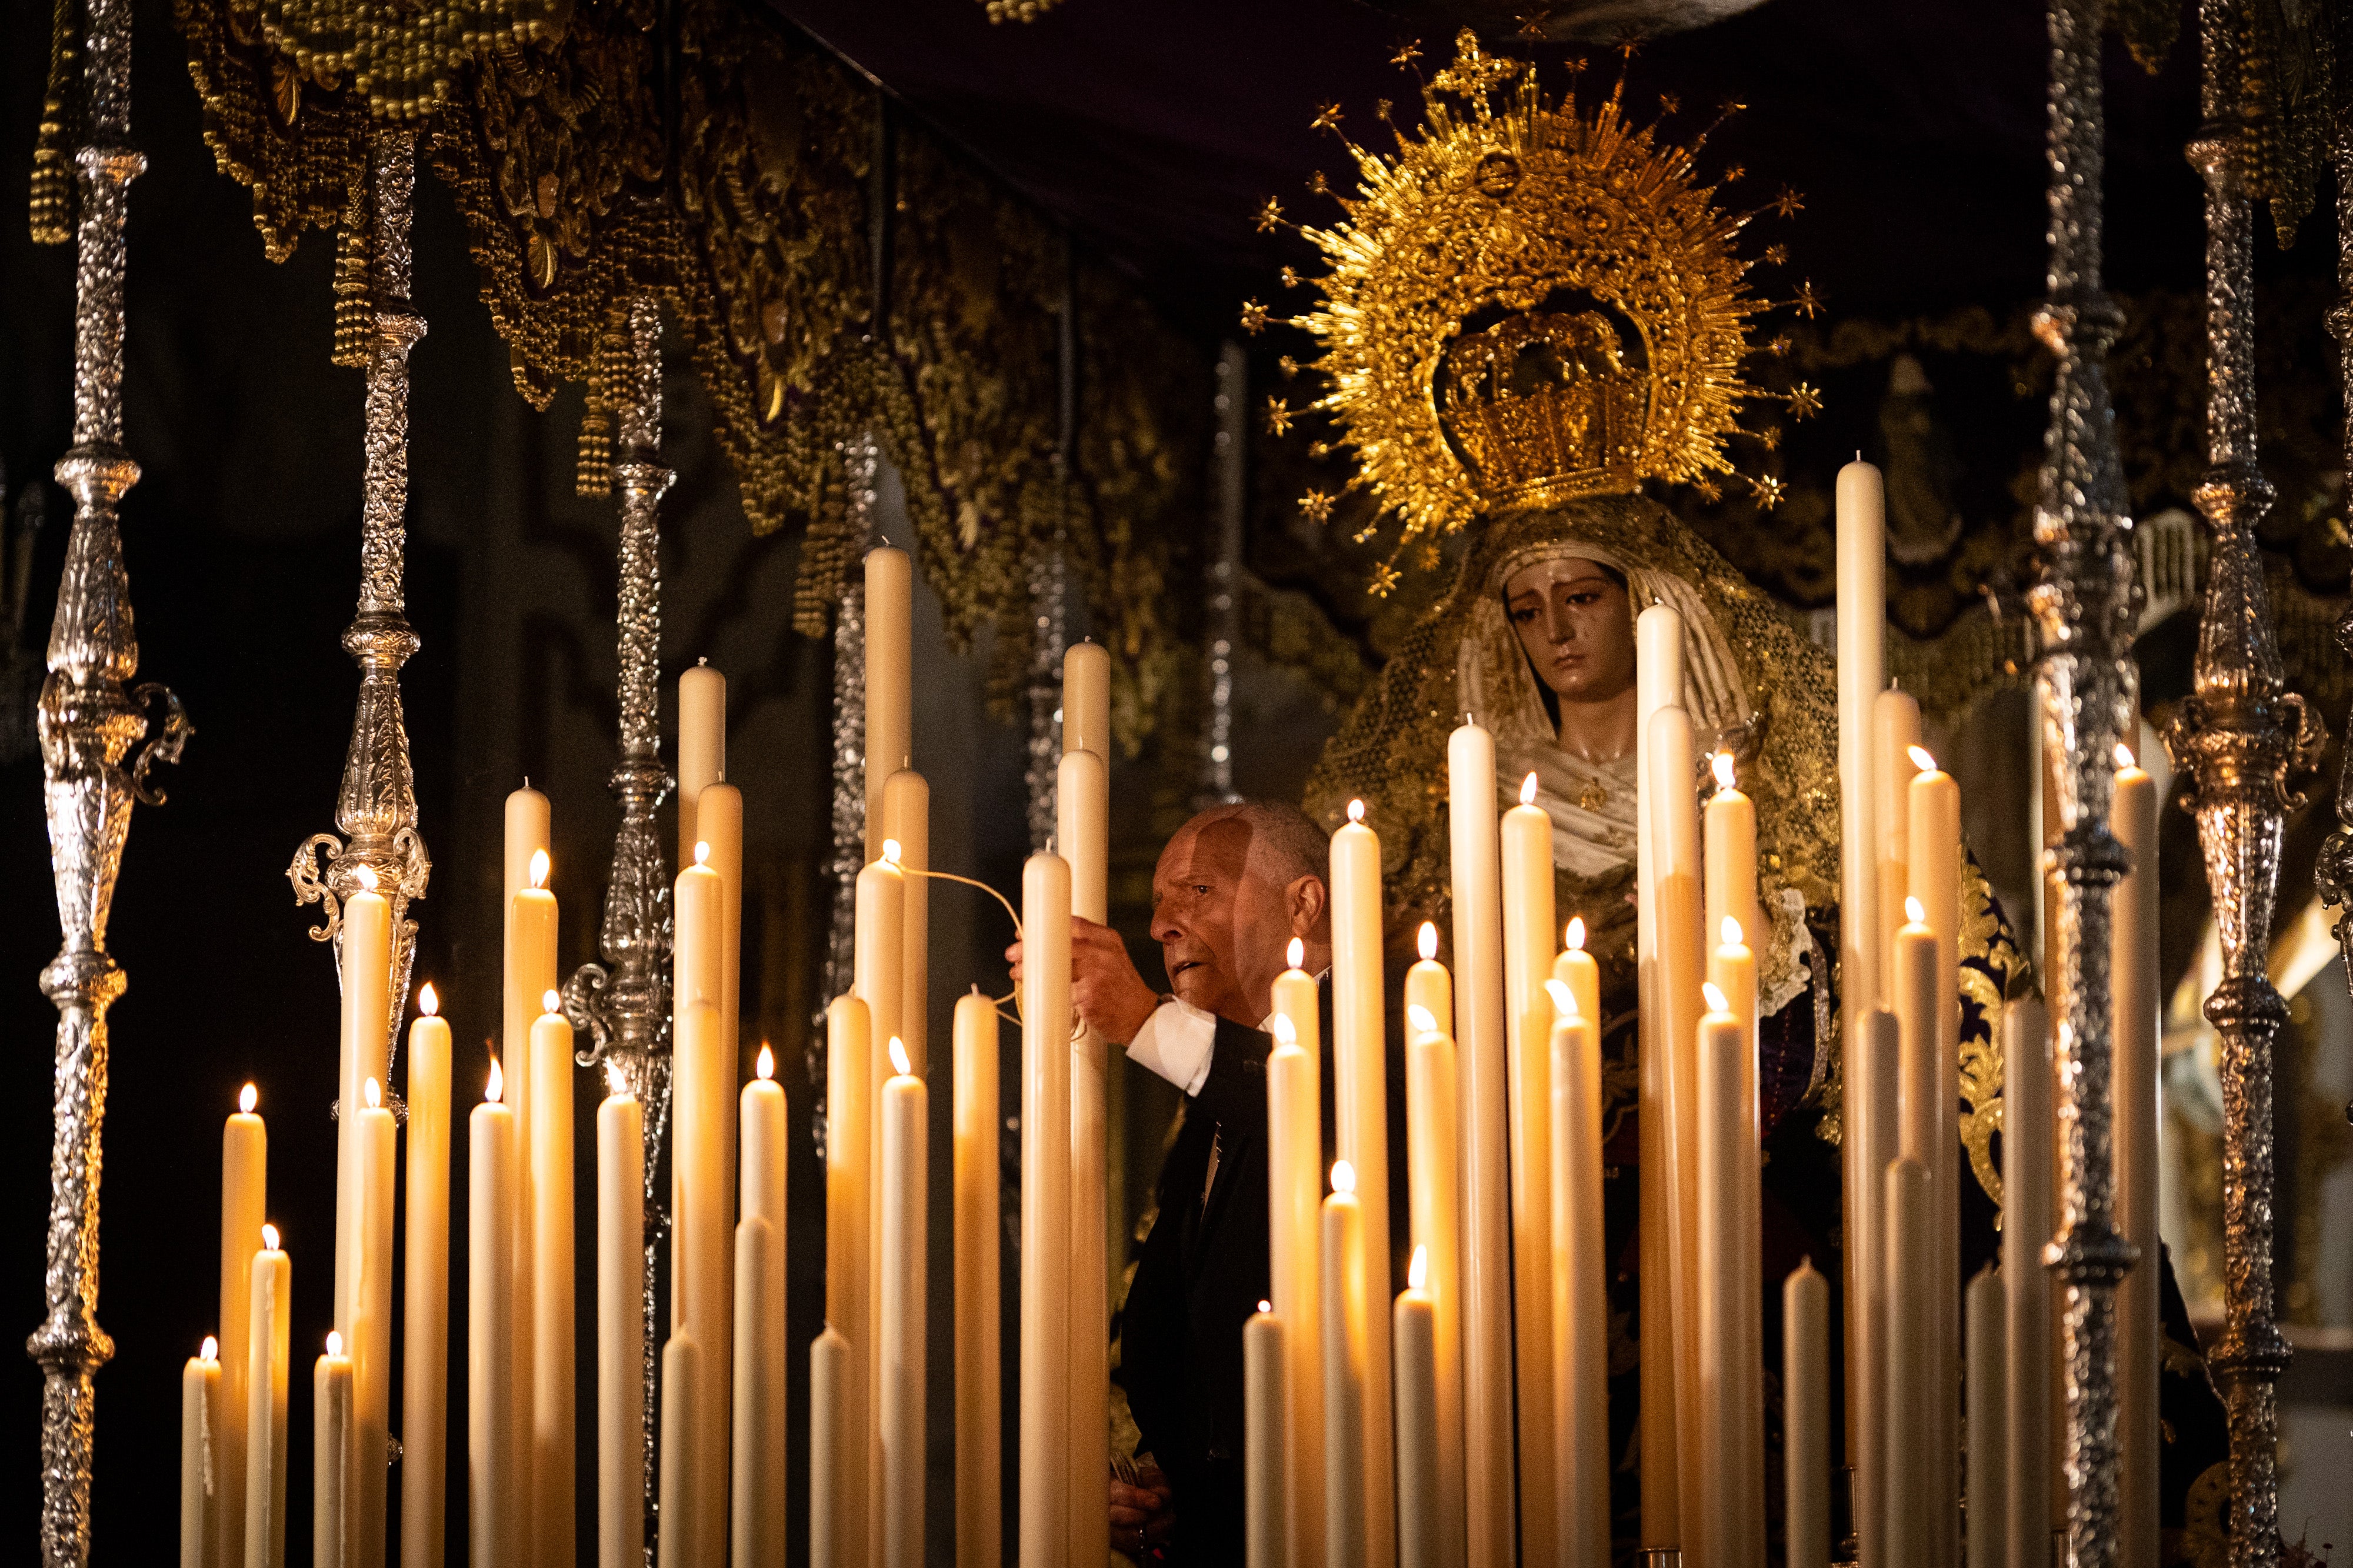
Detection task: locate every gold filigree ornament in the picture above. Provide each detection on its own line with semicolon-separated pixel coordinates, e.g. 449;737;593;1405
1273;30;1817;590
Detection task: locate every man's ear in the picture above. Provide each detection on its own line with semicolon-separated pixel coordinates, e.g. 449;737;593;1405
1287;873;1329;938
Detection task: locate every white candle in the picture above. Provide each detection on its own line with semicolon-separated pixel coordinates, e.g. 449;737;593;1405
1884;1158;1934;1568
335;871;392;1443
881;1039;928;1568
1395;1260;1441;1568
217;1089;264;1568
1703;752;1759;977
2002;999;2053;1568
506;845;556;1513
676;662;724;863
673;997;731;1568
528;1001;576;1568
1244;1306;1287;1568
1499;774;1558;1566
658;1333;704;1568
1871;693;1921;986
953;989;1002;1568
1404;1002;1465;1568
1847;1009;1899;1568
1965;1263;2007;1568
811;1326;855;1568
825;996;872;1568
403;999;451;1568
184;1339;221;1568
1836;459;1888;1017
2114;751;2161;1567
243;1232;290;1568
1904;751;1962;1568
1061;640;1111;761
352;1079;396;1568
1330;800;1395;1568
1544;980;1607;1568
315;1335;352;1568
695;782;746;1568
883;768;931;1075
470;1062;519;1568
1019;851;1072;1568
1267;1004;1324;1568
1444;721;1513;1568
864;546;912;862
1784;1259;1829;1568
1633;605;1686;1544
735;1048;789;1568
1697;986;1762;1568
1321;1162;1369;1568
857;840;906;1552
1059;746;1111;1568
598;1087;645;1568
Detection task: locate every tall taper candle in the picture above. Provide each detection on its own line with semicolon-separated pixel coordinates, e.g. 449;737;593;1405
658;1333;704;1568
1884;1159;1935;1568
1703;752;1759;979
1871;694;1921;985
864;546;912;862
1697;986;1762;1568
1395;1257;1442;1568
953;990;1002;1568
1019;851;1073;1568
2002;999;2052;1568
673;997;731;1568
244;1232;291;1568
1331;799;1395;1567
1965;1263;2007;1568
352;1080;396;1568
1634;604;1686;1543
856;840;906;1556
528;1001;576;1568
1445;721;1513;1568
1244;1306;1287;1568
184;1339;221;1568
812;1327;854;1568
1836;459;1887;1016
1059;745;1111;1568
736;1047;789;1568
1061;639;1111;762
695;781;747;1568
1404;999;1465;1568
218;1087;266;1568
881;1039;928;1568
1545;980;1608;1568
883;769;931;1074
676;662;724;862
506;845;557;1517
335;872;393;1417
315;1335;352;1568
1267;1002;1325;1568
1321;1162;1369;1568
471;1061;519;1568
598;1087;645;1568
1784;1260;1829;1568
1906;746;1962;1568
404;996;451;1568
2114;751;2160;1568
1499;773;1559;1564
825;996;873;1568
1847;1011;1900;1568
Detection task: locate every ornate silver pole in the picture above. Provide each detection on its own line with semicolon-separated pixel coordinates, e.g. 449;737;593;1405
288;128;432;1038
559;296;673;1559
2315;36;2353;1140
1197;340;1245;811
2028;0;2137;1558
823;433;881;1013
29;0;191;1550
2168;2;2330;1555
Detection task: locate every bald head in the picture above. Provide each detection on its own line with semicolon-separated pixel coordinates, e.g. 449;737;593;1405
1151;799;1332;1026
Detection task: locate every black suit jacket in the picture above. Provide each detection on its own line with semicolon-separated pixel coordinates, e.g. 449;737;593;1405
1121;975;1410;1564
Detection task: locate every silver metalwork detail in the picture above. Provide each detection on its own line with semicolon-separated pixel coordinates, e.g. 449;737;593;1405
2029;1;2137;1560
31;0;189;1555
288;128;432;1082
2316;45;2353;1142
816;433;879;1157
1024;488;1068;852
1198;341;1244;810
2165;3;2329;1557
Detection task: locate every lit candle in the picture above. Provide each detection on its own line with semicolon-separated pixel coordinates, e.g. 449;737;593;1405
734;1046;788;1568
1647;701;1707;1549
598;1082;645;1568
471;1058;518;1568
884;768;931;1075
1267;1005;1324;1568
1059;745;1111;1568
881;1036;928;1568
1634;605;1685;1544
315;1333;352;1568
1836;458;1888;1019
1884;1159;1935;1568
528;997;576;1568
1544;979;1607;1568
1871;693;1921;985
2002;999;2053;1568
218;1086;265;1568
352;1078;396;1568
184;1337;221;1568
1892;895;1948;1561
1445;720;1513;1568
1404;1002;1464;1568
1710;916;1757;1040
857;839;906;1553
674;996;731;1568
1018;850;1072;1568
824;995;872;1568
1846;1010;1899;1568
698;775;745;1144
811;1326;854;1568
1703;752;1759;978
695;782;746;1568
657;1332;703;1568
1394;1251;1441;1568
335;865;392;1458
1784;1259;1829;1568
1330;799;1395;1568
2114;746;2161;1562
1244;1305;1287;1568
676;661;724;862
952;989;1001;1568
242;1228;290;1568
1321;1160;1369;1568
506;845;556;1509
864;546;911;863
404;995;450;1568
1499;772;1559;1564
1696;983;1762;1568
1965;1263;2007;1568
1905;747;1963;1551
1552;918;1598;1036
1405;921;1452;1036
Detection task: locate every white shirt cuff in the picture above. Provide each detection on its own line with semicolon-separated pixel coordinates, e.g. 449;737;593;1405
1125;997;1219;1097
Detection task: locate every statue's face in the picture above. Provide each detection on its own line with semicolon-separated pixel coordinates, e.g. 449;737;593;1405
1504;556;1637;705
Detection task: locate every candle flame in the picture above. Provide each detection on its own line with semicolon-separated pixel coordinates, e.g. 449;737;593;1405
1258;1300;1274;1315
326;1332;343;1357
882;838;902;866
1407;1003;1438;1037
364;1077;381;1110
261;1224;279;1251
1521;772;1539;807
542;988;562;1016
1722;916;1743;948
1905;895;1926;925
756;1044;775;1081
418;982;439;1017
1907;745;1936;773
486;1056;504;1103
1288;937;1305;970
1418;921;1438;962
1270;1013;1297;1046
889;1036;911;1076
1331;1159;1356;1196
1545;978;1578;1019
1703;981;1729;1013
694;840;711;867
239;1082;258;1115
529;848;549;889
1347;799;1365;824
1566;916;1587;952
201;1336;218;1362
1711;752;1736;790
355;863;379;893
1409;1245;1428;1291
2115;741;2135;768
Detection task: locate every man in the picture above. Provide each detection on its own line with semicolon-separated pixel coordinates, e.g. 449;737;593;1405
1009;799;1407;1563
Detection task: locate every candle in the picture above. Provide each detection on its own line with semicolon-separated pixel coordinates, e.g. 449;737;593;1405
1544;979;1607;1568
352;1079;396;1568
1846;1010;1899;1568
735;1047;789;1568
242;1230;290;1568
1499;772;1559;1564
1395;1255;1441;1568
1445;720;1513;1568
1884;1159;1935;1568
1059;745;1111;1568
2002;999;2053;1568
315;1334;352;1568
1892;898;1949;1564
218;1086;265;1568
658;1333;704;1568
1696;984;1762;1568
883;768;931;1074
1836;459;1888;1018
184;1338;221;1568
952;989;1001;1568
1552;919;1598;1035
2114;749;2160;1566
1019;850;1072;1568
404;996;451;1568
1062;639;1111;761
674;997;731;1568
1871;693;1921;985
1267;1007;1324;1568
696;779;745;1568
676;661;724;861
1632;605;1685;1544
471;1059;518;1568
865;546;912;861
528;999;576;1568
1330;799;1395;1568
881;1037;928;1568
1404;1002;1465;1568
1244;1306;1287;1568
698;775;745;1110
811;1327;854;1568
1405;921;1452;1033
1905;743;1962;1563
1321;1161;1369;1568
1703;752;1759;976
506;845;556;1510
857;840;905;1547
824;995;872;1568
1784;1259;1829;1568
598;1086;645;1568
335;868;392;1443
1709;917;1757;1041
1965;1263;2007;1568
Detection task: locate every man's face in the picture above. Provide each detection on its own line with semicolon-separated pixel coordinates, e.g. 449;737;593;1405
1149;815;1300;1026
1504;556;1637;705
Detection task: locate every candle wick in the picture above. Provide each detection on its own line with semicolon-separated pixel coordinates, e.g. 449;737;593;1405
698;656;708;666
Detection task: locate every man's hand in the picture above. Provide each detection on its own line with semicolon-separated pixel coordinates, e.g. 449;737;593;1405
1005;916;1163;1045
1108;1465;1174;1560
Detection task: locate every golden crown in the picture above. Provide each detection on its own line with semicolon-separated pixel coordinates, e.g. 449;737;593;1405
1250;32;1819;590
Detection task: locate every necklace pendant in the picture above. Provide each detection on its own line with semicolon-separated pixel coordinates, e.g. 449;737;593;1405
1579;779;1608;812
